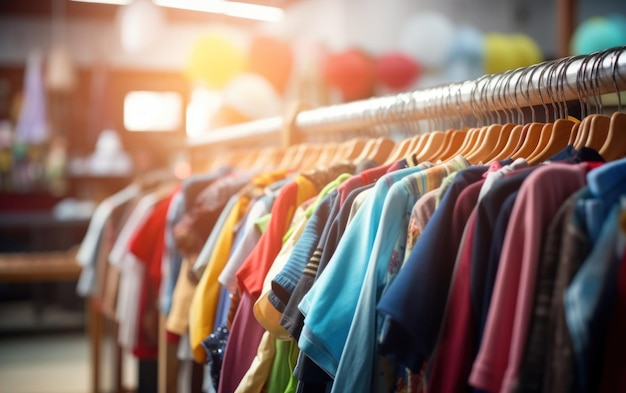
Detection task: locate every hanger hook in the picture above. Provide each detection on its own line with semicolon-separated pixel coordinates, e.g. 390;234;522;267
552;56;571;119
545;59;561;121
589;50;607;115
520;64;540;123
456;81;468;128
576;53;595;118
536;60;553;122
486;73;501;124
495;70;513;123
509;66;526;124
611;47;624;112
502;69;518;123
469;75;483;126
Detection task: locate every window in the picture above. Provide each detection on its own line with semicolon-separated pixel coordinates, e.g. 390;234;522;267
123;91;182;132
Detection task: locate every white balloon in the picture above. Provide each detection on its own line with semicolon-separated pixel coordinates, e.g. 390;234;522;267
399;12;457;69
222;73;283;120
118;0;164;54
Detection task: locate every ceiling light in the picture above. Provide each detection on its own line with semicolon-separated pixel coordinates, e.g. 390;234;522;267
154;0;284;22
72;0;284;22
71;0;132;5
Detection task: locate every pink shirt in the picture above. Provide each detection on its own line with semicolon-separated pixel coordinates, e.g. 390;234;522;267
469;163;588;393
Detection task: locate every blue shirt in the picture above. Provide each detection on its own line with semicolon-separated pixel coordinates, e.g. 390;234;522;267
298;163;431;377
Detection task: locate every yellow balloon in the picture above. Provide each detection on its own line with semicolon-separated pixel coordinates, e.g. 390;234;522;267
484;34;515;74
511;34;543;67
185;34;248;88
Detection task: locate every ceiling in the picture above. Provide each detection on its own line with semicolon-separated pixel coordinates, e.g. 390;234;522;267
0;0;296;23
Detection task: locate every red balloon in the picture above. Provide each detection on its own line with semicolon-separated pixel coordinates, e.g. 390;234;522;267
323;49;375;102
249;35;293;93
375;52;421;91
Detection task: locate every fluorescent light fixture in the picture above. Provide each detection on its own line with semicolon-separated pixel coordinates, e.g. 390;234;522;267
154;0;284;22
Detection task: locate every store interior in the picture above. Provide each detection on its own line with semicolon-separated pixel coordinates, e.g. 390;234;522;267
0;0;625;392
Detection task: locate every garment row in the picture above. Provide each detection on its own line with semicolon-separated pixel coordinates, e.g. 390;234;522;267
77;116;626;393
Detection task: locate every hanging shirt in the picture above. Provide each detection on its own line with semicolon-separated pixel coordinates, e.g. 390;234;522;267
219;186;284;293
160;190;185;315
470;163;589;393
111;193;158;351
515;191;581;392
565;204;625;393
331;157;469;393
376;165;488;372
76;183;140;297
129;192;176;359
189;170;289;363
256;174;351;338
220;163;355;393
298;162;433;377
598;240;626;393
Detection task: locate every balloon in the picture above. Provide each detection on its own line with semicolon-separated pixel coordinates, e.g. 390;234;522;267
117;0;164;54
249;35;293;93
323;49;375;101
447;25;485;80
511;34;543;67
185;34;248;89
571;16;626;55
375;52;421;91
484;33;518;74
399;12;457;69
221;73;282;122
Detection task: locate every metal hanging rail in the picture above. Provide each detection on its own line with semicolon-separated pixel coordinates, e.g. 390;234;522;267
188;46;626;148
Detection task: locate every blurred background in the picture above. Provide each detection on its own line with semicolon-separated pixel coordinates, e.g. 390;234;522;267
0;0;624;392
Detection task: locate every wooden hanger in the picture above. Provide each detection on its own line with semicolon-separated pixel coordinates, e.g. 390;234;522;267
428;128;454;161
465;124;503;164
408;132;430;157
315;142;340;168
584;114;611;151
512;122;544;160
367;137;395;165
437;128;468;161
455;127;479;157
527;118;575;165
462;126;489;159
483;123;515;163
490;124;525;162
526;122;555;163
384;136;414;165
573;115;592;149
568;121;581;145
352;138;378;165
416;131;446;162
599;112;626;161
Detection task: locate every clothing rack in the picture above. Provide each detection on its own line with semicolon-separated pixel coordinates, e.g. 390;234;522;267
82;47;626;393
188;46;626;149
